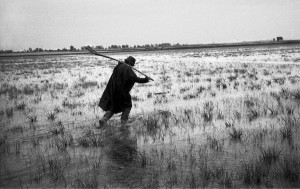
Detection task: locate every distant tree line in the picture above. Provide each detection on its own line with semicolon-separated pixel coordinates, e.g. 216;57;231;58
0;43;188;53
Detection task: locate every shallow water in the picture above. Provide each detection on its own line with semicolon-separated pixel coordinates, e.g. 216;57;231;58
1;45;300;188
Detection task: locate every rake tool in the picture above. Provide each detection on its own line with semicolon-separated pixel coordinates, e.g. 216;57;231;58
85;46;154;81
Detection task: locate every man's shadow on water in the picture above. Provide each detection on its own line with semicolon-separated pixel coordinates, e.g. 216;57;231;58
102;124;144;187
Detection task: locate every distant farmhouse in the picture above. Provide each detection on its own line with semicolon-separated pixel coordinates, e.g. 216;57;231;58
277;36;283;41
273;37;284;41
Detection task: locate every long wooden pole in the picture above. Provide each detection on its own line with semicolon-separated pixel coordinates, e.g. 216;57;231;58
85;46;154;81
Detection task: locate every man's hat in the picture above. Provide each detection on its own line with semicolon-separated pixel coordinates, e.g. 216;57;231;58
125;56;136;66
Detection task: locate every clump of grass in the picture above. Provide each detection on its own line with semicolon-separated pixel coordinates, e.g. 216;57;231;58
49;121;64;135
139;151;148;168
147;92;153;98
9;125;24;134
132;95;140;101
259;146;281;165
267;104;278;117
198;163;214;187
15;101;26;110
216;109;224;120
143;171;160;188
291;89;300;99
54;137;68;152
23;85;35;95
247;108;259;122
225;120;234;128
213;166;233;188
77;130;103;148
47;112;56;121
228;127;243;141
31;136;39;147
207;135;223;151
239;159;269;185
0;135;7;146
285;104;295;115
72;171;98;188
143;115;160;135
14;141;21;155
74;80;98;89
28;115;37;123
282;116;297;128
62;98;79;109
234;110;242;121
47;156;66;182
202;101;214;122
279;125;293;141
166;157;177;172
33;95;42;104
6;107;14;118
280;155;300;182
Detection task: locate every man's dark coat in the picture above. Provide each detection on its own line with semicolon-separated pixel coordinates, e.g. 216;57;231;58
99;62;148;113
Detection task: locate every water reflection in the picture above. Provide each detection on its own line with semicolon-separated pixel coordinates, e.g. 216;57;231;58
104;125;142;187
107;126;137;166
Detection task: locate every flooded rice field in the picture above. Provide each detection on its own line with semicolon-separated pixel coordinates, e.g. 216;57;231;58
1;44;300;188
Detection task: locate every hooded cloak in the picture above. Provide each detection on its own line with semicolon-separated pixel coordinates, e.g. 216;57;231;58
99;62;148;113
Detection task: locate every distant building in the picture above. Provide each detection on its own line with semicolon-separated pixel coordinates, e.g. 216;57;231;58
277;37;283;41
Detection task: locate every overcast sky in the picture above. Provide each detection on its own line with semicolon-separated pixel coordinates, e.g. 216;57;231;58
1;0;300;51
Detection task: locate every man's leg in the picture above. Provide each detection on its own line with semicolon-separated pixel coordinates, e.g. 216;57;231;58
97;110;113;128
121;108;131;125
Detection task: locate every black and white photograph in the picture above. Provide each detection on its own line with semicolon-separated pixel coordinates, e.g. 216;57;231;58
1;0;300;188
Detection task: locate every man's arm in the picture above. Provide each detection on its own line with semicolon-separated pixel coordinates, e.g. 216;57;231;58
135;76;149;83
128;68;149;83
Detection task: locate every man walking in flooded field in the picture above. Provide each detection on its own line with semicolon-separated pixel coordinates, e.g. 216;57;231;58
96;56;149;128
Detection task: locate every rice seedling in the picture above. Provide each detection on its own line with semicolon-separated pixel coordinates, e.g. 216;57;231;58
72;171;98;188
14;141;21;155
280;155;300;182
202;101;214;122
207;135;223;151
228;127;243;141
225;120;234;128
247;107;259;122
234;110;242;121
31;138;40;149
284;104;295;115
77;130;103;148
213;166;233;188
147;92;153;98
143;115;160;135
198;163;213;187
15;101;26;110
0;109;4;116
239;159;269;185
47;112;56;121
23;85;35;95
27;115;37;123
291;89;300;99
5;107;14;118
279;125;293;141
9;125;24;134
282;115;297;128
0;135;7;146
267;104;278;117
143;171;160;188
33;95;42;104
216;109;224;120
259;146;281;165
62;98;80;109
166;157;177;172
47;156;66;183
